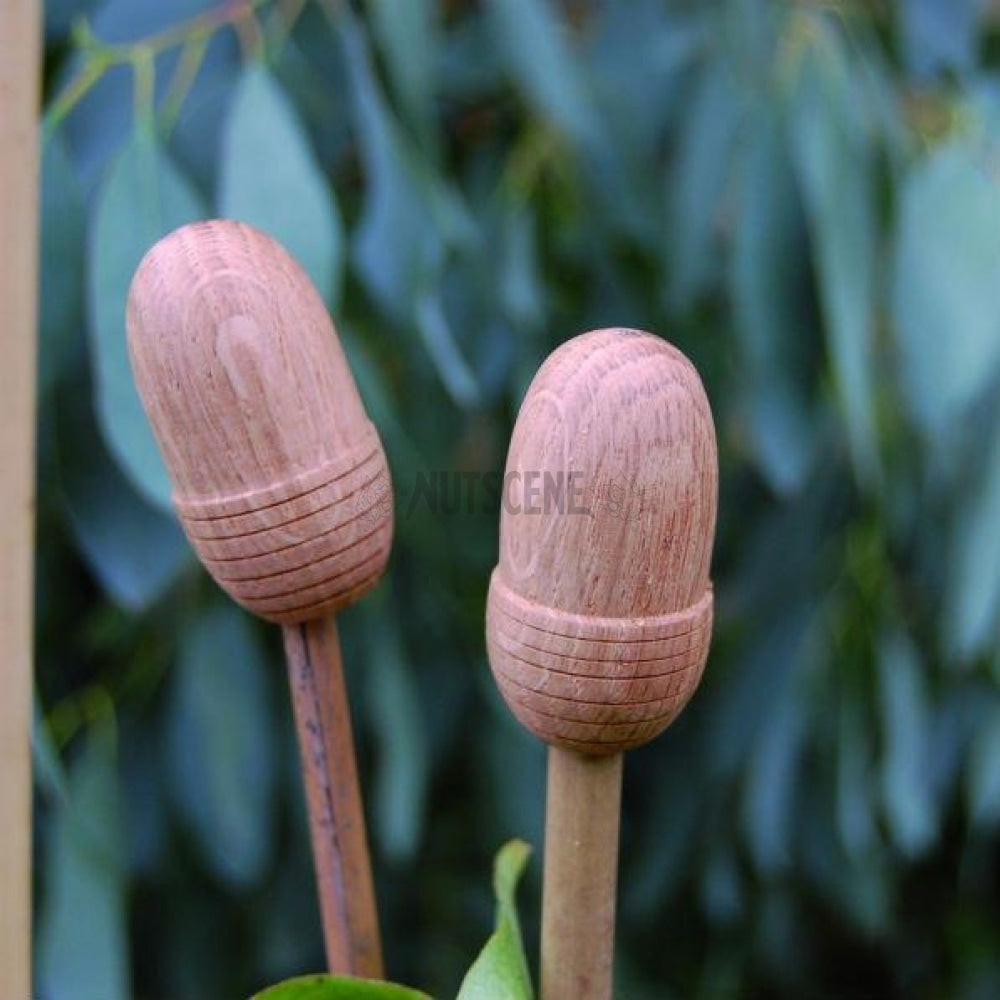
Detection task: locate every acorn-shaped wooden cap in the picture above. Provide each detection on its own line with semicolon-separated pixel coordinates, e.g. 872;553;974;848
127;220;393;624
486;328;717;754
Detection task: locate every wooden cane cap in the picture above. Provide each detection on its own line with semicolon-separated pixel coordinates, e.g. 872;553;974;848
486;328;718;754
127;220;392;623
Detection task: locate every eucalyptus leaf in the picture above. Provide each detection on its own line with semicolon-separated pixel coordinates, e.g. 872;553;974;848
55;371;191;611
88;126;204;511
668;51;740;310
488;0;600;148
220;64;344;306
166;602;276;888
731;101;815;494
414;292;480;409
899;0;983;78
892;142;1000;440
335;6;478;404
878;629;937;856
498;206;545;334
836;697;877;861
742;675;806;875
967;702;1000;828
699;839;743;925
336;8;442;313
252;975;432;1000
789;26;879;485
367;0;438;145
944;423;1000;661
362;598;430;864
457;840;534;1000
33;693;69;807
585;0;702;162
36;727;130;1000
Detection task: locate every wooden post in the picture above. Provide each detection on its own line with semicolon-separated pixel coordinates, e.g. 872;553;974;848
285;618;382;976
485;329;719;999
541;749;622;1000
0;2;41;998
127;220;391;975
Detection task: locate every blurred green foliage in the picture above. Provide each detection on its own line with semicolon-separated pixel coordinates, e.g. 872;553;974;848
34;0;1000;996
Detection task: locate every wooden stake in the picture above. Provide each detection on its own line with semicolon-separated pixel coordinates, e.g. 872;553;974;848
485;329;719;999
127;221;393;974
284;617;382;976
0;3;40;997
541;749;622;1000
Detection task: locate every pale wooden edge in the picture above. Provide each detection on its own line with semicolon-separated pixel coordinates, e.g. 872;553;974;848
0;3;40;997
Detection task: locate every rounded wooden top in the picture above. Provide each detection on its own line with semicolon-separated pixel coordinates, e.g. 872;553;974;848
128;220;368;502
487;328;718;753
127;220;392;623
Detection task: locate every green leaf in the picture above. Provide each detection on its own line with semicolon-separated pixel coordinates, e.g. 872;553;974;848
166;602;276;888
731;101;816;494
457;840;534;1000
36;726;131;1000
878;629;937;856
366;0;439;145
967;702;1000;828
39;130;86;397
668;52;740;310
944;424;1000;660
33;693;69;807
742;675;806;875
220;64;344;306
336;9;440;313
363;598;430;864
892;142;1000;439
414;292;479;409
497;206;545;334
335;7;478;406
899;0;983;78
88;126;204;512
789;24;880;485
55;373;191;611
835;697;877;861
488;0;600;147
253;975;432;1000
699;839;743;925
585;0;702;163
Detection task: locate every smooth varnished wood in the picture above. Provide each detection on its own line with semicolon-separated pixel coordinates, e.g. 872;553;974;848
285;618;382;977
127;220;392;623
485;328;718;1000
0;4;40;996
127;220;387;976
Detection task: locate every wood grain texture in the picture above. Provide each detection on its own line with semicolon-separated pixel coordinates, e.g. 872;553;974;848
486;328;717;754
127;220;392;624
285;618;383;977
127;220;388;974
541;750;622;1000
485;329;718;1000
0;3;40;997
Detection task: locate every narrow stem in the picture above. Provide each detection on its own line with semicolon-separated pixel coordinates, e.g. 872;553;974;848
541;748;623;1000
45;0;273;129
283;616;383;978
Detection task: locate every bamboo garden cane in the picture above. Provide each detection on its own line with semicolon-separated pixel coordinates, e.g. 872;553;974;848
0;2;40;997
486;329;718;1000
127;220;389;977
